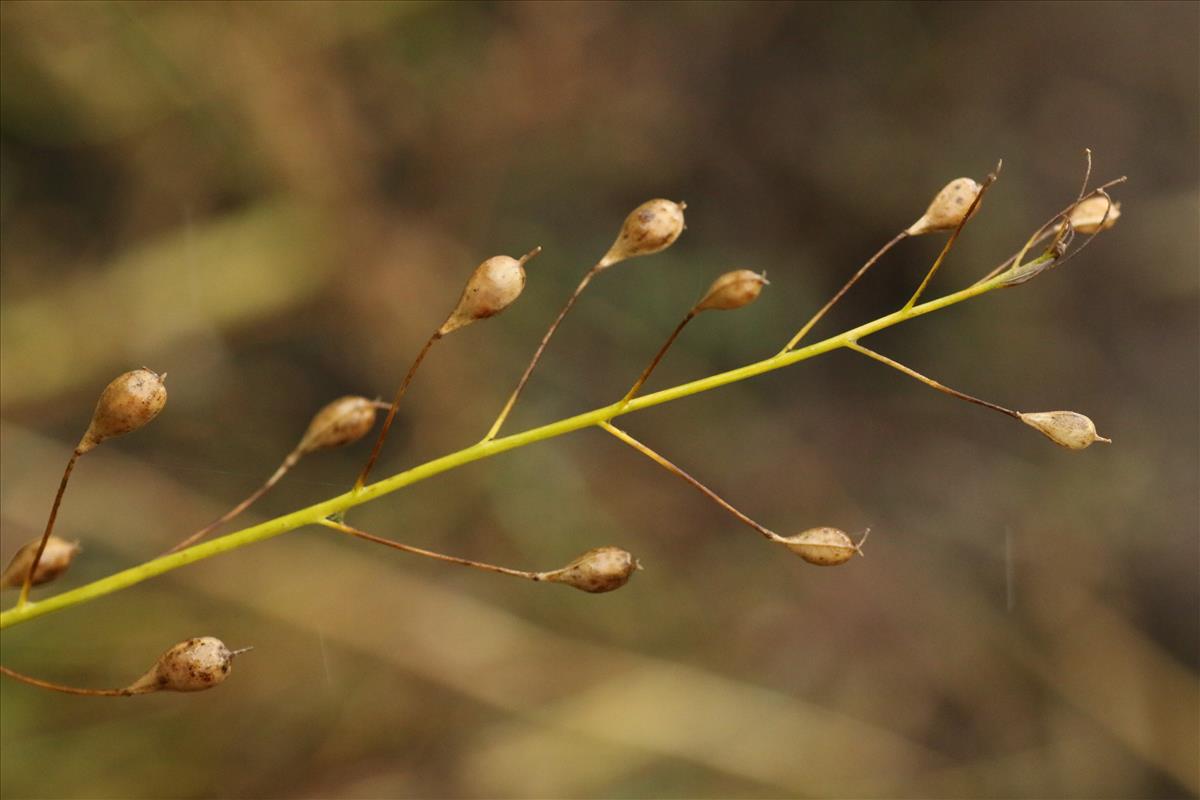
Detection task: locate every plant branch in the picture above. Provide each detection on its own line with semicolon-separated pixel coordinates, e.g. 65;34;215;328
0;665;135;697
621;311;696;404
19;449;83;607
0;269;1016;630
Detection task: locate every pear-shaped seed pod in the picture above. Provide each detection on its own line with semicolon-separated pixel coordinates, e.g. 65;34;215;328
906;178;982;236
781;527;866;566
543;546;640;593
78;369;168;454
600;199;687;268
297;396;377;455
439;249;539;335
1019;411;1111;450
695;269;769;312
125;637;248;694
0;535;80;589
1067;196;1121;234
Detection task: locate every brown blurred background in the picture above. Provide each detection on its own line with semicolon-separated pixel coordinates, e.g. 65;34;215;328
1;2;1197;798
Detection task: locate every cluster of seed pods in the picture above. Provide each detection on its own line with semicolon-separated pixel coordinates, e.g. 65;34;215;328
2;165;1121;698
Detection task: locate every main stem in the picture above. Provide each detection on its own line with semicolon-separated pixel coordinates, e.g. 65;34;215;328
0;271;1009;630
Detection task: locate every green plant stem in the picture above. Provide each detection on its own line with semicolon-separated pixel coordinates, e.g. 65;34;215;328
0;270;1011;630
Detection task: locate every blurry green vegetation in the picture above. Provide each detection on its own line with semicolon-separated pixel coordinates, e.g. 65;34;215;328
1;2;1197;798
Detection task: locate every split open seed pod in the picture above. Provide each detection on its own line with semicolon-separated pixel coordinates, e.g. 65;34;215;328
439;248;541;335
78;368;168;454
781;527;868;566
1019;411;1111;450
1067;196;1121;234
600;199;687;268
541;546;640;593
1;535;81;589
907;178;982;236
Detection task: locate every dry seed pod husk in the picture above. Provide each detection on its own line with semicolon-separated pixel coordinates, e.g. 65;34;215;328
1067;196;1121;234
125;636;246;694
1019;411;1111;450
695;269;769;312
600;199;687;268
78;368;168;454
543;546;640;593
782;527;864;566
297;396;377;455
0;535;80;589
439;251;537;335
906;178;982;236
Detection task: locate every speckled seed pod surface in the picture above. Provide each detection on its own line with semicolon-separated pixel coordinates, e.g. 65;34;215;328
545;546;639;593
0;535;81;588
79;368;168;453
601;199;686;267
907;178;982;235
440;255;528;334
695;269;768;312
782;527;861;566
1019;411;1111;450
298;396;377;454
128;637;237;694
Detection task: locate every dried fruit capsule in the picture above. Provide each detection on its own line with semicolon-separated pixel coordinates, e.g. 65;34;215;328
695;269;769;312
781;527;867;566
600;199;687;268
542;546;640;593
906;178;982;236
126;637;249;694
1;535;80;589
297;396;378;455
78;368;168;454
439;249;540;335
1019;411;1111;450
1067;196;1121;234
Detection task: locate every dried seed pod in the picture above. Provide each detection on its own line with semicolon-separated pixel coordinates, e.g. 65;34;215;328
1067;196;1121;234
439;249;540;335
600;199;687;268
907;178;982;236
126;637;249;694
542;546;640;593
695;269;769;312
1019;411;1111;450
78;368;168;454
297;396;377;455
781;527;867;566
1;535;80;589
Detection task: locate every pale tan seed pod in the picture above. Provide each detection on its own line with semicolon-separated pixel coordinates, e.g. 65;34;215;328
439;249;540;335
78;368;168;454
542;546;640;593
125;636;249;694
1067;196;1121;234
1019;411;1111;450
600;199;687;268
695;269;769;312
781;527;867;566
907;178;982;236
0;535;81;589
297;396;377;455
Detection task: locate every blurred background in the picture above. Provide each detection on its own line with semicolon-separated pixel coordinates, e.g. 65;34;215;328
1;2;1197;798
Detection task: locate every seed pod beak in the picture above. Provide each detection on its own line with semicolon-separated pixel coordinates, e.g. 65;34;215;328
519;246;543;266
229;646;254;658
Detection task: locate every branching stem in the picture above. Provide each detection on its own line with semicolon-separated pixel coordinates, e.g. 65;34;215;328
18;449;83;607
621;311;696;404
0;665;136;697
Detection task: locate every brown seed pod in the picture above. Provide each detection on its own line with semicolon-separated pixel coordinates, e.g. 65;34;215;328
439;248;540;335
125;636;249;694
781;527;868;566
600;199;687;268
1;535;80;589
906;178;983;236
78;368;168;454
542;546;640;593
1019;411;1111;450
297;396;378;455
1067;196;1121;234
695;269;769;312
